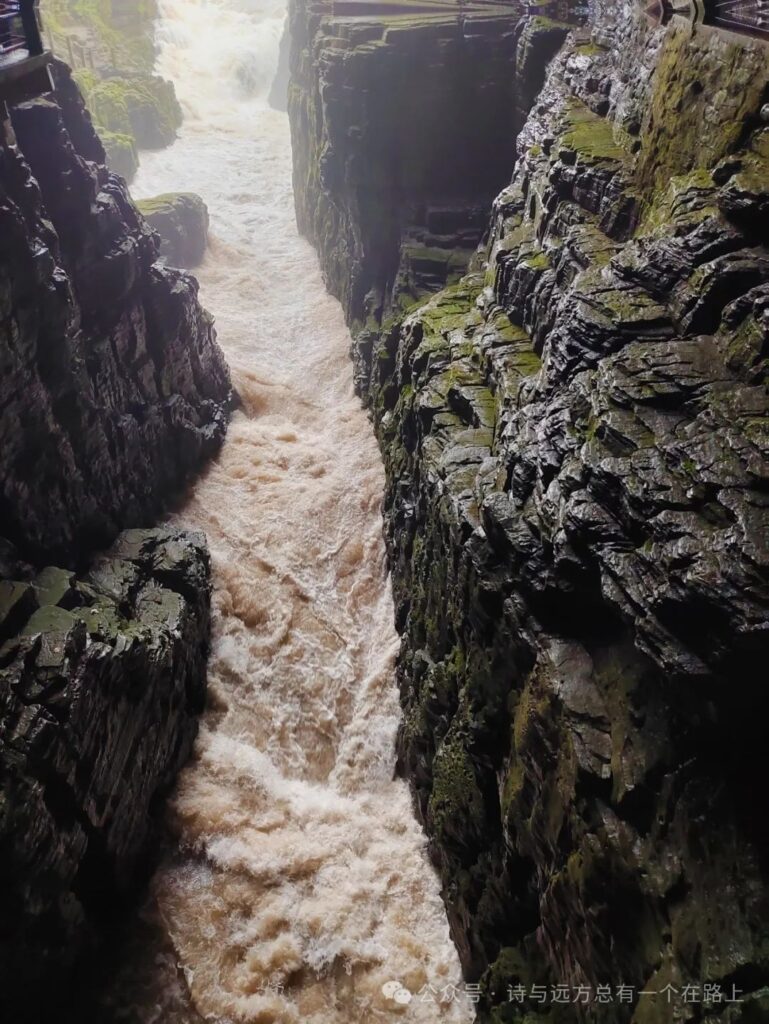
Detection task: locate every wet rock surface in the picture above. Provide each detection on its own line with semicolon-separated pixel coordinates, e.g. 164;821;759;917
0;65;230;1017
137;192;210;268
0;63;232;568
291;0;769;1019
288;0;561;341
0;528;212;1023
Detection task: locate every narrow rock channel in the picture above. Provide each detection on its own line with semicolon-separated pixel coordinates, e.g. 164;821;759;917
115;0;470;1019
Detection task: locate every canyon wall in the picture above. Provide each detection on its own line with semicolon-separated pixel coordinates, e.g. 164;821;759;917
0;528;212;1020
288;0;569;379
0;62;231;1019
1;64;231;567
290;0;769;1019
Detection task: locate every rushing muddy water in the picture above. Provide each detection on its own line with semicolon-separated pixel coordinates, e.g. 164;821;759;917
112;0;472;1020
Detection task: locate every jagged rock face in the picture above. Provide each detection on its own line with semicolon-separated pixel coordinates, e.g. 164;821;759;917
0;528;212;1023
0;63;232;567
137;192;210;269
0;63;230;1018
288;0;552;346
291;1;769;1020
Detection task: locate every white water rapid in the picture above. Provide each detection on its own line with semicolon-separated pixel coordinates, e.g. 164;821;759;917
121;1;472;1020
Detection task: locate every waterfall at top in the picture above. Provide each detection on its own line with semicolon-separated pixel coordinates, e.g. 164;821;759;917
93;0;473;1019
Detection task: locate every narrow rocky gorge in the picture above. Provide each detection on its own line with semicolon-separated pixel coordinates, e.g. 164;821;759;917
289;0;769;1018
1;0;768;1018
289;0;541;336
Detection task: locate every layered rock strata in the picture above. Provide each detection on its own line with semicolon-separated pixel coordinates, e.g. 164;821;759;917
288;0;566;372
0;62;230;1018
0;63;231;568
291;0;769;1019
0;529;211;1022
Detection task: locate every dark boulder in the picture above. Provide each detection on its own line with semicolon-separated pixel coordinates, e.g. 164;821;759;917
137;192;210;269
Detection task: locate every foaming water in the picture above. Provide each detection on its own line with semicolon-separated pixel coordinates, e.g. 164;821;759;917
123;1;471;1020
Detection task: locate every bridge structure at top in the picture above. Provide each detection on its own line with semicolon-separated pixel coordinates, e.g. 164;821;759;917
646;0;769;39
0;0;53;108
313;0;580;19
320;0;768;40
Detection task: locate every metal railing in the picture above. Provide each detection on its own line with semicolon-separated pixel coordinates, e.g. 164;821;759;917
0;1;43;63
646;0;769;38
703;0;769;38
0;2;26;59
320;0;583;23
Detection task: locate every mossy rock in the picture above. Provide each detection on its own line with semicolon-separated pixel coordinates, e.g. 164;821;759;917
428;729;487;853
636;22;769;195
560;98;629;164
136;193;209;268
82;74;182;150
97;126;139;180
44;0;182;179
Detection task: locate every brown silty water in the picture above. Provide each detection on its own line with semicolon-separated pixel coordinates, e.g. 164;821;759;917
96;0;477;1019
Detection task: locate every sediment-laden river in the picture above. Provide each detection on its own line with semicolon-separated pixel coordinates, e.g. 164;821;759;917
112;0;471;1019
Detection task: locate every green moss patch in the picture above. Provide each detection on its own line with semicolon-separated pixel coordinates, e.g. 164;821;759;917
560;99;629;164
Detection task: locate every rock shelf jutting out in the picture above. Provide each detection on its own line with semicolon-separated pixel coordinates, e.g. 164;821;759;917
289;0;769;1017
